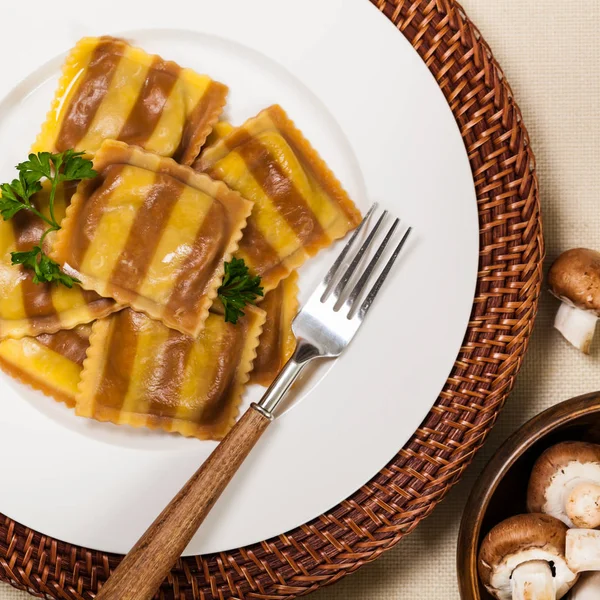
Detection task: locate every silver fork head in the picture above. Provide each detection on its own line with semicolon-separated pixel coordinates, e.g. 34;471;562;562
292;204;412;358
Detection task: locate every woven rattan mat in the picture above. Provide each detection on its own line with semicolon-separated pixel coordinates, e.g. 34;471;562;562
1;0;576;598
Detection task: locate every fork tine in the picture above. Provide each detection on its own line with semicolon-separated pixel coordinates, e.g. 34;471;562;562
344;217;400;314
330;209;388;302
321;203;378;301
358;227;412;320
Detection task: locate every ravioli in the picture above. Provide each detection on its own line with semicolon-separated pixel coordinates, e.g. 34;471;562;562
33;36;228;165
195;105;362;291
77;307;265;440
202;121;234;151
51;140;252;338
0;180;119;340
0;324;92;407
251;272;298;386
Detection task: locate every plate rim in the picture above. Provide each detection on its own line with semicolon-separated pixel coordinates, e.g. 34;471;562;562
4;0;478;554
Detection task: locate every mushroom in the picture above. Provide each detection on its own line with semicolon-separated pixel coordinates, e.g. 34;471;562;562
527;442;600;529
566;528;600;574
548;248;600;353
478;513;578;600
568;571;600;599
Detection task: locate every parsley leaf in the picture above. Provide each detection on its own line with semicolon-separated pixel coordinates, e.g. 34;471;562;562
11;245;80;287
0;181;27;219
61;150;97;181
218;258;264;324
0;149;96;287
0;172;43;220
17;152;53;183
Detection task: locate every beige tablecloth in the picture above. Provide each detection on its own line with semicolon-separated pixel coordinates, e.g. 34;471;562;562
3;1;600;598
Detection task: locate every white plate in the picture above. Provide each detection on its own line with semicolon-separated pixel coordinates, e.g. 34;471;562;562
0;0;478;555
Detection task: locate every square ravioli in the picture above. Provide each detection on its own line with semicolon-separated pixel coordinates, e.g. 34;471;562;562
0;180;119;340
51;140;252;338
251;272;298;386
33;36;228;165
77;307;265;440
0;324;92;408
195;105;362;291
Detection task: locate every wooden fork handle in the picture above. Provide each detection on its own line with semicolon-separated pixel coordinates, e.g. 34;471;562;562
95;406;272;600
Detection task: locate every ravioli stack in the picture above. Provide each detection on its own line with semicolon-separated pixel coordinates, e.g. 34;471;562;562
0;36;361;439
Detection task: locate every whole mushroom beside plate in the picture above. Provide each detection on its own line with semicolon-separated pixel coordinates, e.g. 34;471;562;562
548;248;600;354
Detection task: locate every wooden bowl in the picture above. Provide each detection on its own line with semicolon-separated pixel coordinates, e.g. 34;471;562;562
457;391;600;599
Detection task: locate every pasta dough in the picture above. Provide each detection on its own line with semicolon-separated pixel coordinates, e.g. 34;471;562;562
33;36;228;165
51;140;252;337
77;307;265;440
0;180;119;340
0;324;92;407
195;105;362;291
251;272;298;386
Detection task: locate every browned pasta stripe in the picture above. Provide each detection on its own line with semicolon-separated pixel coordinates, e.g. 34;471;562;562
252;282;284;376
200;319;248;426
234;219;286;278
145;331;195;420
12;209;59;329
164;201;227;332
40;181;110;315
227;132;327;251
198;143;282;276
284;129;357;224
36;327;91;367
55;39;126;152
81;288;111;304
118;57;180;149
173;80;228;165
107;173;186;299
96;314;138;412
268;106;362;227
12;199;47;249
68;164;127;269
220;126;251;154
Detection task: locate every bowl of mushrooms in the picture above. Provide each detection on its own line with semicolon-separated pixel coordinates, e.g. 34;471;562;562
457;391;600;600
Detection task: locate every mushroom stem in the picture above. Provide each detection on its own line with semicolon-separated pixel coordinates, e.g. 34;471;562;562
570;572;600;600
566;529;600;573
554;302;598;354
511;561;555;600
566;482;600;528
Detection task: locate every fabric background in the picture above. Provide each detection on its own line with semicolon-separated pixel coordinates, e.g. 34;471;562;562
2;1;600;598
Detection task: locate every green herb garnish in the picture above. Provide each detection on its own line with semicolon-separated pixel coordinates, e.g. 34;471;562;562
218;257;264;324
0;150;96;287
12;245;78;288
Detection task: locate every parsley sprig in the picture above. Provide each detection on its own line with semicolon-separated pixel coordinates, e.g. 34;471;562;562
218;258;264;324
0;150;96;287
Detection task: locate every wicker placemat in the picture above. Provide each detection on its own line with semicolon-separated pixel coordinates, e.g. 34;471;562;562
0;1;542;598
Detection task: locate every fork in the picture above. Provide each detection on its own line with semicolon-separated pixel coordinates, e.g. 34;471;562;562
95;204;412;600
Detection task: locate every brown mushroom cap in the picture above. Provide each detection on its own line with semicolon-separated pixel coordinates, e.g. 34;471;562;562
527;442;600;514
478;513;568;587
548;248;600;313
